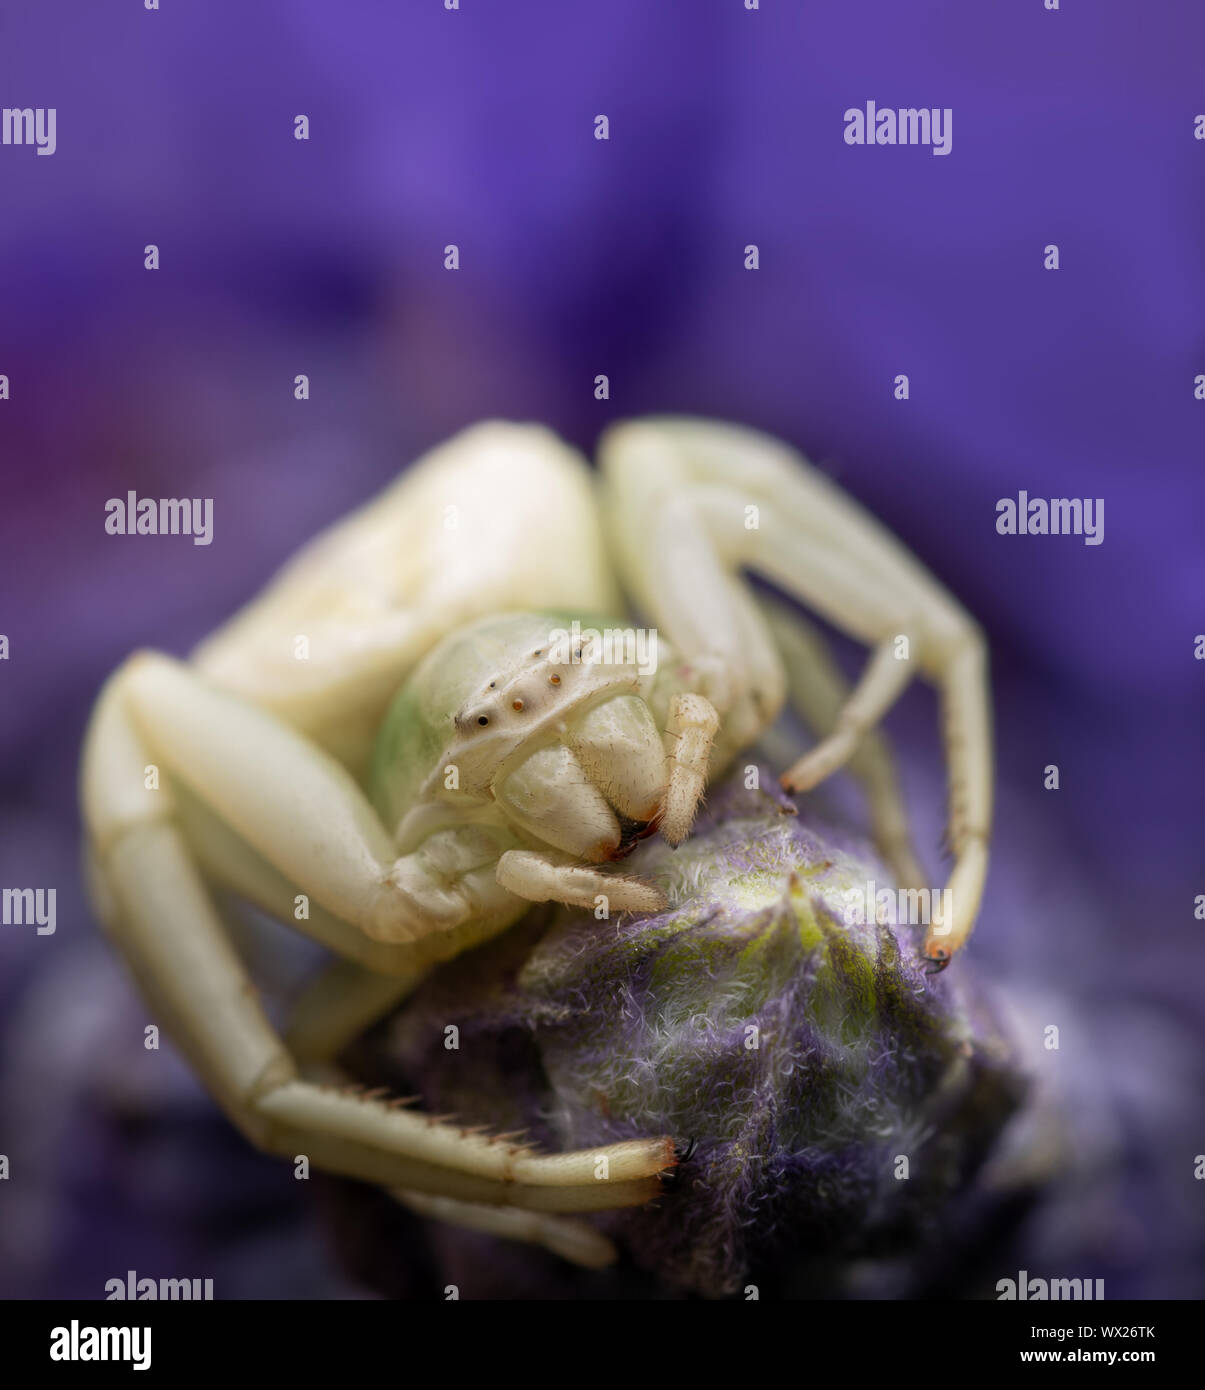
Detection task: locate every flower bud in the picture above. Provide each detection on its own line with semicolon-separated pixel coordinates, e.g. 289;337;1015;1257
386;767;1025;1296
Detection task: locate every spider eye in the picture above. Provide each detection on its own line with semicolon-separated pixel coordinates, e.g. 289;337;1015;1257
477;716;489;726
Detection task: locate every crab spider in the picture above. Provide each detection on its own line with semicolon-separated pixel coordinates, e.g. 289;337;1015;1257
80;417;992;1266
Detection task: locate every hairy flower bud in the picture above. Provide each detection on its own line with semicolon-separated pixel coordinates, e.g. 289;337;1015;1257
384;767;1025;1296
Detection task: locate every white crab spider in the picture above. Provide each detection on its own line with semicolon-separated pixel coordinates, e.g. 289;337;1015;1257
80;417;992;1269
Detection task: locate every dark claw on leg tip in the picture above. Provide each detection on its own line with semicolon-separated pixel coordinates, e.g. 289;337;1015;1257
661;1138;697;1190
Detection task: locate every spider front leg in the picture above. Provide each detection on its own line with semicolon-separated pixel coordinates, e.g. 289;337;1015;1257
600;417;993;961
81;653;680;1210
284;959;626;1268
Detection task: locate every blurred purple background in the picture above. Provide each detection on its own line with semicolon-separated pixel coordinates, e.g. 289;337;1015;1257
0;1;1202;1298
